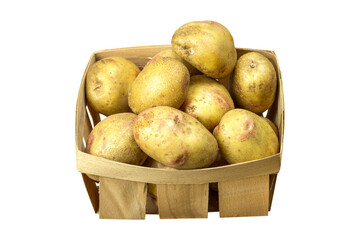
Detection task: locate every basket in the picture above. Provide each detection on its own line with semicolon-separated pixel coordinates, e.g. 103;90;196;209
75;45;284;219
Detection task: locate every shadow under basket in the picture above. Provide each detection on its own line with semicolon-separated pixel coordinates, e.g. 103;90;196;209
75;45;285;219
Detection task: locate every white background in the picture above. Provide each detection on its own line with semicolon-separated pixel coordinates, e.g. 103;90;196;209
1;0;359;239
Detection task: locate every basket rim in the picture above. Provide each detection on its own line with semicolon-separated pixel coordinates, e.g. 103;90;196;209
76;149;281;184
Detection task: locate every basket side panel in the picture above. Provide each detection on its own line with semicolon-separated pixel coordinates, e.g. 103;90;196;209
218;175;269;217
157;184;209;219
99;177;147;219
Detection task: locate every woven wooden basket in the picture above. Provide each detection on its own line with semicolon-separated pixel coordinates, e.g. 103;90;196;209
75;45;284;219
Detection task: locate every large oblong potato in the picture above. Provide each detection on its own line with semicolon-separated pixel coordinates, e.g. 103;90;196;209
230;52;277;114
133;106;218;169
128;57;190;114
172;20;237;78
182;75;234;131
213;109;279;164
86;57;140;116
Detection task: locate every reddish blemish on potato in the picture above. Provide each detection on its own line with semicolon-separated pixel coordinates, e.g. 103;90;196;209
135;132;140;139
171;150;189;167
85;133;94;152
146;55;162;66
158;120;166;131
209;89;231;109
239;117;256;140
233;81;242;92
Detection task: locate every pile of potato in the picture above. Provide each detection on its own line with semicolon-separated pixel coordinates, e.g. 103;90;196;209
84;21;279;196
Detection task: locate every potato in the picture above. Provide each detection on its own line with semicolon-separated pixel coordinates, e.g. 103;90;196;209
263;117;279;138
85;113;148;181
182;75;234;131
172;20;237;79
230;52;277;114
148;48;200;76
133;106;218;169
143;157;175;199
86;57;140;116
213;109;279;164
128;57;190;114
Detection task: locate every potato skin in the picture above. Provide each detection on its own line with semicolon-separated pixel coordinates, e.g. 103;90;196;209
263;117;279;138
172;20;237;78
230;52;277;114
213;109;279;164
133;106;218;169
149;48;200;76
86;57;140;116
85;113;147;165
182;75;234;131
128;57;190;114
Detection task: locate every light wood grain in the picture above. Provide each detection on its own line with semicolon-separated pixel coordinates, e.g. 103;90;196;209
81;173;99;213
99;177;147;219
218;175;269;217
157;184;209;219
269;174;277;211
77;150;280;184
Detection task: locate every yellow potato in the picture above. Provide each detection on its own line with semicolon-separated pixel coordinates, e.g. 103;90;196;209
85;113;148;181
182;75;234;131
133;106;218;169
213;109;279;164
128;57;190;114
148;48;200;76
172;20;237;78
230;52;277;114
86;57;140;116
263;117;279;138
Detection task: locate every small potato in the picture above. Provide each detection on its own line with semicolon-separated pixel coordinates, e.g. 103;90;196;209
133;106;218;169
213;109;279;164
172;20;237;78
86;57;140;116
128;57;190;114
85;113;148;166
182;75;234;131
230;52;277;114
148;48;200;76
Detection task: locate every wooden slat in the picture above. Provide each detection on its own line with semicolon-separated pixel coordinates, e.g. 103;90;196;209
86;104;101;128
81;173;99;213
218;175;269;217
157;184;209;219
146;194;158;214
75;53;96;152
269;174;277;211
99;177;147;219
77;150;280;184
